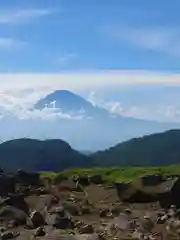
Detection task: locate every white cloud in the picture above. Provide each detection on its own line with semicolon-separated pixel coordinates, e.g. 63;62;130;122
14;108;85;121
88;92;125;115
105;25;180;57
88;91;180;122
0;37;26;50
0;9;52;24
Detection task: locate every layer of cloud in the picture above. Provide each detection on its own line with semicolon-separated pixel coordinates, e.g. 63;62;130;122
105;25;180;57
88;91;180;122
0;8;52;24
1;71;180;92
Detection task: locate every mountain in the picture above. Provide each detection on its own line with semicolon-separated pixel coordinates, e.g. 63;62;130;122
0;138;91;172
91;129;180;166
35;90;108;117
0;89;180;151
31;90;180;150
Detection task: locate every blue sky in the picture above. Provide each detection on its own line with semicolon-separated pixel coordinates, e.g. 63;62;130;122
1;0;180;72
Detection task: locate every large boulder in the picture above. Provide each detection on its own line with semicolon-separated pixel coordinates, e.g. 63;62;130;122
168;177;180;208
0;206;27;225
156;177;180;208
1;232;20;240
114;182;135;201
62;202;80;216
58;180;77;192
114;179;170;203
112;213;132;231
30;210;46;228
53;210;73;229
15;170;40;186
139;216;155;233
2;194;29;214
114;182;131;199
0;175;15;197
141;175;166;186
123;190;158;203
73;176;90;186
89;175;103;185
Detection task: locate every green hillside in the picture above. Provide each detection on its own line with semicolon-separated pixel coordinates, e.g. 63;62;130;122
41;164;180;183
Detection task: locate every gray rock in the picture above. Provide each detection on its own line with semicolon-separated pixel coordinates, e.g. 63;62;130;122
53;209;73;230
79;225;94;234
0;206;27;225
34;227;46;237
30;210;46;228
63;202;80;216
3;194;29;214
1;232;20;240
139;216;155;233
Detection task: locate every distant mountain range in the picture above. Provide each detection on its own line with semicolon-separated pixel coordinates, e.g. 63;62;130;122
0;89;180;150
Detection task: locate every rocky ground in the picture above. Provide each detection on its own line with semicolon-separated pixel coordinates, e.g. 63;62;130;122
0;172;180;239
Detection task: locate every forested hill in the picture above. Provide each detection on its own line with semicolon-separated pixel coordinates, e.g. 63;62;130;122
0;138;92;172
91;129;180;167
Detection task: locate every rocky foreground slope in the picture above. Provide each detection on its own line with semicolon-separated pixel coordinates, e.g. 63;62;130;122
0;170;179;239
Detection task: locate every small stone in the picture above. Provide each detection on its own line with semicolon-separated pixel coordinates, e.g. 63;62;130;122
110;207;121;216
175;208;180;219
79;224;94;234
81;206;91;215
125;208;132;214
1;232;20;240
99;209;109;218
30;210;46;228
34;227;46;237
